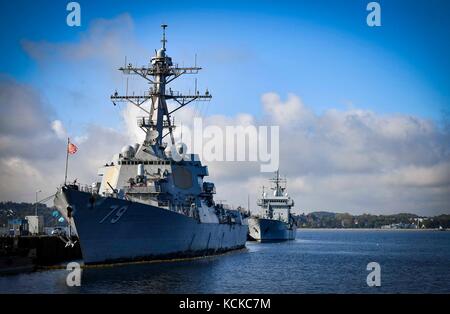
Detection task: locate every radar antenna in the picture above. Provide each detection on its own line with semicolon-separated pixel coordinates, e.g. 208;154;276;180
110;24;212;155
161;24;167;49
269;169;286;196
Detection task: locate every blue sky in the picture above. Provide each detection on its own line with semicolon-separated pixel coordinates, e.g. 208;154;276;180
1;0;449;132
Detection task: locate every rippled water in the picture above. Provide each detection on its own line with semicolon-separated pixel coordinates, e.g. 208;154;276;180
1;230;449;293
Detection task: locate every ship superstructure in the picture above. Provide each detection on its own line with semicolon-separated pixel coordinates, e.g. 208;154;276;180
54;25;248;264
248;171;297;241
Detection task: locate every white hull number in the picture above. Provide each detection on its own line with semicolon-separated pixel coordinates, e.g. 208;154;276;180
99;205;128;224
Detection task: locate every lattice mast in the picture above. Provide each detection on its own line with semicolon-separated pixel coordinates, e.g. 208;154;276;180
269;170;286;197
111;24;211;153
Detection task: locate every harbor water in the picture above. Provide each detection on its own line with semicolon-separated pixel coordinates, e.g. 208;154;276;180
1;229;449;293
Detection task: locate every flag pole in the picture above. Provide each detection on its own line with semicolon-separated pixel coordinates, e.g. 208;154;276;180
64;137;69;185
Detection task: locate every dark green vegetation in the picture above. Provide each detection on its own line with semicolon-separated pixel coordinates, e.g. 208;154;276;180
293;211;450;229
0;201;65;228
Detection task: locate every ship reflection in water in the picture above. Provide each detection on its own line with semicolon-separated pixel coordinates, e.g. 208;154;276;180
1;230;449;293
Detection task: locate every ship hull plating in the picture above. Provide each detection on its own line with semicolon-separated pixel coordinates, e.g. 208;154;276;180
248;217;296;242
55;188;248;264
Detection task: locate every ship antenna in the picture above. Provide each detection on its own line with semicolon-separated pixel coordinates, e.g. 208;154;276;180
161;24;168;50
276;170;280;193
111;24;212;152
180;122;183;142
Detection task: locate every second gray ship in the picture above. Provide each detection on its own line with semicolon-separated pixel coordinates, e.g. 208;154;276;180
248;171;297;241
54;25;248;265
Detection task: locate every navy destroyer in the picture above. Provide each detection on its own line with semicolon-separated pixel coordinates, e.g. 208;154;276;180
54;25;248;265
248;171;297;241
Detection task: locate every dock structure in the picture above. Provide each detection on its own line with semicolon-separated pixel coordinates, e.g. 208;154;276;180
0;235;82;271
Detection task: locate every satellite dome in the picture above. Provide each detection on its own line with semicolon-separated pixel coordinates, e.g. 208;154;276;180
121;145;135;158
157;48;165;58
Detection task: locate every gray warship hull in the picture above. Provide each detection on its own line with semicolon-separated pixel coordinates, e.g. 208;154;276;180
55;187;248;265
248;217;296;242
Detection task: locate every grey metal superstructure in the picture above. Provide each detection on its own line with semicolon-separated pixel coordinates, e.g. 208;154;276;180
54;25;248;264
248;171;297;241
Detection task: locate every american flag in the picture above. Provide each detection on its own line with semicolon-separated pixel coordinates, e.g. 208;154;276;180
68;142;78;154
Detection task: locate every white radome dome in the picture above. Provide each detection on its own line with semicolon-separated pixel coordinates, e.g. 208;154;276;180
157;48;165;58
121;145;135;158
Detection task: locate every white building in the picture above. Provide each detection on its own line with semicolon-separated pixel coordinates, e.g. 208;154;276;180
25;215;44;235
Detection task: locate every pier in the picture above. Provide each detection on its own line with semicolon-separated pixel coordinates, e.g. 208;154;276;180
0;235;82;273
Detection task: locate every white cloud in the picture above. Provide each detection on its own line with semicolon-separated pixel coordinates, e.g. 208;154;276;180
121;102;147;144
382;162;450;188
51;120;67;139
262;92;313;125
0;78;128;202
0;157;44;199
201;92;450;216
